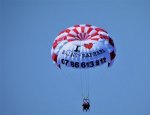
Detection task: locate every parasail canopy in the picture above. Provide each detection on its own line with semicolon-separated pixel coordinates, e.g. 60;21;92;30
51;24;116;69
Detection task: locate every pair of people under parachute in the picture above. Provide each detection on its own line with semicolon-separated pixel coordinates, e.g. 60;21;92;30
51;24;116;112
82;97;90;112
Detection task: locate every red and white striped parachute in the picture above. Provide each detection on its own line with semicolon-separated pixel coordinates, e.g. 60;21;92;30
51;24;116;69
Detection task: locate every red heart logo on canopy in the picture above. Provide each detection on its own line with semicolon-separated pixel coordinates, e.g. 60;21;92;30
84;43;93;49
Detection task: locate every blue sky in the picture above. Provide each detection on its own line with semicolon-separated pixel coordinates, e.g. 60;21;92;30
1;0;150;115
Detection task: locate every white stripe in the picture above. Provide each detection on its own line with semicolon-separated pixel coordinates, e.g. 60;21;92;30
54;40;68;54
88;30;97;36
91;26;97;29
76;27;81;34
55;33;67;40
80;24;86;26
69;30;77;36
91;35;99;38
98;31;108;36
84;27;89;33
67;36;74;40
68;27;75;30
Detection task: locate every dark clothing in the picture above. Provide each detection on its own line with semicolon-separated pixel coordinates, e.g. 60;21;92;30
82;102;90;112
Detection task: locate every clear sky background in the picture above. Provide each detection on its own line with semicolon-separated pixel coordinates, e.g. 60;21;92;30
1;0;150;115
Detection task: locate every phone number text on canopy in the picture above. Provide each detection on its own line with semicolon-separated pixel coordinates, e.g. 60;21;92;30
61;57;107;68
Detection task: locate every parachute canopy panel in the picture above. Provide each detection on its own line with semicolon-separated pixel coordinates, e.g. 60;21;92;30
51;24;116;69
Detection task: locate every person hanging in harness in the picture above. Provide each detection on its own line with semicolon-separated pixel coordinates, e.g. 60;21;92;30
82;97;90;112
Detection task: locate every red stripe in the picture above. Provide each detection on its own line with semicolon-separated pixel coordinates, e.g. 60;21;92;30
52;53;58;63
109;37;115;47
67;34;75;37
67;39;76;42
91;32;99;37
77;34;81;40
65;29;71;33
86;24;91;27
81;26;85;33
57;36;66;42
100;34;109;40
83;33;86;38
74;25;80;27
53;40;58;49
87;28;93;34
53;36;66;49
73;28;79;34
95;28;108;33
90;38;100;41
80;33;83;39
110;51;116;60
